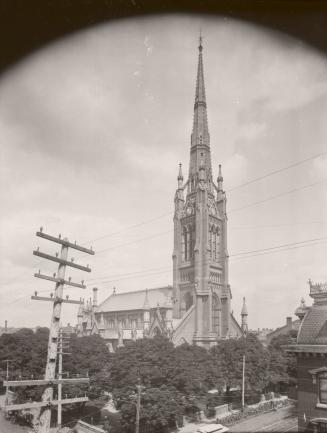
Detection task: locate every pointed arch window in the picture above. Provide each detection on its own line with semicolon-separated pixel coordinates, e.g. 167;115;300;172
212;294;221;336
209;225;220;262
182;225;193;262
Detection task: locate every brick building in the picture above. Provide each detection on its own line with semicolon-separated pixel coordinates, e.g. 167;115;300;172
287;280;327;432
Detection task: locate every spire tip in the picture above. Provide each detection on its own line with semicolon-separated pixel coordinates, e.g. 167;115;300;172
199;30;203;51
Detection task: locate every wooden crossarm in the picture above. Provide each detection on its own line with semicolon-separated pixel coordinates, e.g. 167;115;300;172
4;378;89;387
4;397;88;411
34;272;86;289
36;231;94;255
31;295;83;304
33;251;91;272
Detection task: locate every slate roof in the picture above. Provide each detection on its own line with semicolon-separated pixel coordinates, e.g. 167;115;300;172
297;304;327;345
96;286;173;313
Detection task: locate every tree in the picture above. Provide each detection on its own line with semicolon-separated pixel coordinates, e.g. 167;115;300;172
107;336;176;391
0;327;49;381
115;385;185;433
210;334;270;395
171;343;218;396
267;330;297;390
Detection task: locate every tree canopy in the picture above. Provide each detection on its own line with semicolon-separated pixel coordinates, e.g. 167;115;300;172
1;329;298;432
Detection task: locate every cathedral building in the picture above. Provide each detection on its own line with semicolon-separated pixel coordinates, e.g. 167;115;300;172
76;38;245;350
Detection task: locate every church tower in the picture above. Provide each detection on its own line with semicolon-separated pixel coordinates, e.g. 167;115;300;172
172;36;232;347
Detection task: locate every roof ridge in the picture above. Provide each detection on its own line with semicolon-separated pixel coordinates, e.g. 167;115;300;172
106;285;172;297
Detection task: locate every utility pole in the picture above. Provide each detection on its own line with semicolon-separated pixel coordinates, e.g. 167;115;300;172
135;377;141;433
2;360;11;406
57;327;71;430
241;354;245;411
3;228;94;433
241;327;247;412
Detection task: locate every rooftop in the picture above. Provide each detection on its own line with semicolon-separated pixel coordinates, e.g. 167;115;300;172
96;286;173;313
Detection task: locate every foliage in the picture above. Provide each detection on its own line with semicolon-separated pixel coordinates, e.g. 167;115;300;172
210;333;270;394
108;336;175;391
267;330;298;388
109;336;218;398
0;327;49;382
115;385;185;433
63;334;110;377
1;329;298;431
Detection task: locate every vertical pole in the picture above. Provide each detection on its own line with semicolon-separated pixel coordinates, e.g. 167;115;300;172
38;242;68;433
242;354;245;411
5;360;9;406
135;378;141;433
57;331;63;430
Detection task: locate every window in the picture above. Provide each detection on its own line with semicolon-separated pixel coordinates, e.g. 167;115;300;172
182;225;193;261
309;368;327;408
319;374;327;405
209;225;220;262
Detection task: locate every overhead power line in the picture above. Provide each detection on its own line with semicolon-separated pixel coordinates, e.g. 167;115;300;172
92;220;325;258
81;211;172;245
96;230;172;254
227;151;327;193
229;178;327;213
231;236;327;257
232;240;327;262
86;235;327;285
78;153;327;249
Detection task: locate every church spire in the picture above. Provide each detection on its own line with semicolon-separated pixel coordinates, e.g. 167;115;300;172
189;35;212;183
191;34;210;149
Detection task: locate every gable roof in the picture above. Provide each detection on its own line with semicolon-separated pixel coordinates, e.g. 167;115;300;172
96;286;173;313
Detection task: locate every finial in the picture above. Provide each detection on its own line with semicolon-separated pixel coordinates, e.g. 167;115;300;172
178;163;183;182
217;164;224;191
199;29;203;51
241;297;248;316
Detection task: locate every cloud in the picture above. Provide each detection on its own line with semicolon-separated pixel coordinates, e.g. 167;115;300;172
237;122;267;141
0;15;327;328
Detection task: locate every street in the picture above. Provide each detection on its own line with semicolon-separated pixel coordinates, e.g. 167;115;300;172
230;404;297;432
178;404;297;433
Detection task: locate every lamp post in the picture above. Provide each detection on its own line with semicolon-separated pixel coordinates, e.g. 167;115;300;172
135;377;141;433
241;354;245;411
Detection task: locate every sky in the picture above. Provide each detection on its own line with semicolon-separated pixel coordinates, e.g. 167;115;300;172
0;14;326;331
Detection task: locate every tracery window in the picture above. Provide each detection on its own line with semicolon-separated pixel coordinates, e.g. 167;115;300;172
209;225;220;262
182;225;193;261
212;294;220;336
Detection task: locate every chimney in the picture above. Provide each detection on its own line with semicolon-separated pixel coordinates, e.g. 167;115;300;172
286;317;292;328
5;320;7;333
93;287;98;307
